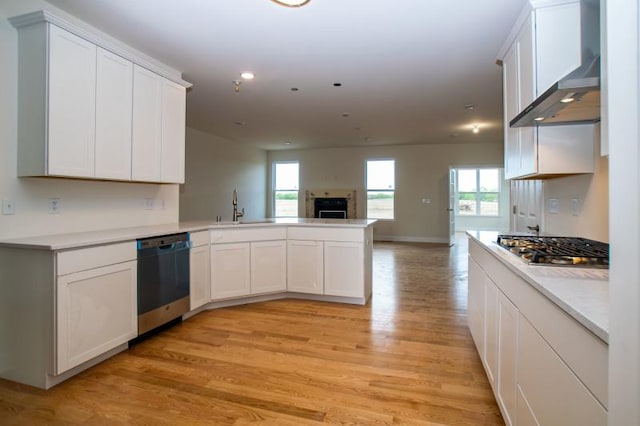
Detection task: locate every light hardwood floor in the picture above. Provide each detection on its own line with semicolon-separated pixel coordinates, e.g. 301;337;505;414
0;237;503;425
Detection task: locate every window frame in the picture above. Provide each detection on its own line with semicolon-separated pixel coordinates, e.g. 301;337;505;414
272;161;299;218
365;158;396;220
455;167;502;217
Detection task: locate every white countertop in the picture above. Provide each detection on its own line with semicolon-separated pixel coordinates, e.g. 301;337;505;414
466;230;609;343
0;218;377;251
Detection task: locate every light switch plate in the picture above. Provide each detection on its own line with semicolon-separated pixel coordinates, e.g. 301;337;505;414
2;199;15;215
144;198;155;210
548;198;560;214
571;198;580;216
48;198;60;214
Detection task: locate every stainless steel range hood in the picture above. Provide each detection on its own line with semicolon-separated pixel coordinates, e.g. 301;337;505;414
510;0;600;128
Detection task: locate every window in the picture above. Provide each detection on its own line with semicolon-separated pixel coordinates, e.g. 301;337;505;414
456;168;500;216
273;162;299;217
366;159;395;219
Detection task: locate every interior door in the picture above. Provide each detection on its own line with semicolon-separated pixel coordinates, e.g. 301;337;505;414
448;168;456;246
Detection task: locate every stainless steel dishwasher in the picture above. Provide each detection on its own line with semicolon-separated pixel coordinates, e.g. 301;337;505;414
136;233;190;335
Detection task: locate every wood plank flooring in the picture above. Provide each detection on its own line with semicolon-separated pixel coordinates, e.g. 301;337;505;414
0;237;503;425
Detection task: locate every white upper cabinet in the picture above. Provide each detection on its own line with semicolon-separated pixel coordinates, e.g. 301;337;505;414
10;11;190;184
501;1;594;179
95;47;133;180
132;65;163;182
160;80;186;183
47;25;97;178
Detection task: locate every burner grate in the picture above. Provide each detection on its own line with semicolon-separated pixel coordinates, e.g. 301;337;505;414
497;235;609;268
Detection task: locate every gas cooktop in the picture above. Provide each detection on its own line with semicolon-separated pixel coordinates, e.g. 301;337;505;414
496;235;609;268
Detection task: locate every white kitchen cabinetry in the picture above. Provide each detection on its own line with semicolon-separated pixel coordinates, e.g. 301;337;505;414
95;48;133;180
10;11;190;184
251;240;287;294
211;243;251;300
287;240;324;295
467;238;608;425
131;67;186;183
56;259;137;374
286;226;373;301
0;241;137;388
189;231;211;310
467;255;485;352
518;315;607;425
501;1;594;179
210;227;287;300
324;241;364;298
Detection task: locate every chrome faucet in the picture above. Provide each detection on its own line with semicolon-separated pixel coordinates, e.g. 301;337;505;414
232;189;244;222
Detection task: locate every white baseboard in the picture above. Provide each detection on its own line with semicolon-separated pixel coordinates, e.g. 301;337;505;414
373;235;450;244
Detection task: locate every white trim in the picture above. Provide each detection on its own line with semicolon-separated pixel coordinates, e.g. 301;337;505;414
9;10;191;88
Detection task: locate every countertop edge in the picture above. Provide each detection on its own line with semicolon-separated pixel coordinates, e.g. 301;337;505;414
0;219;377;251
466;230;609;343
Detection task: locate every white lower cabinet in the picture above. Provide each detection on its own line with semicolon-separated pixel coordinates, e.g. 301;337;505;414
287;240;324;294
251;240;287;294
324;241;364;298
56;261;137;374
497;291;518;426
211;243;251;300
189;231;211;310
468;238;607;425
518;315;607;426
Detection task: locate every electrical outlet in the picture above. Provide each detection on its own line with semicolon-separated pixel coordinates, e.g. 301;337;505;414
48;198;60;214
144;198;155;210
2;199;15;215
571;198;580;216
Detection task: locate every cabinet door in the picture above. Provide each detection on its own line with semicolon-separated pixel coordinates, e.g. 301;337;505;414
518;315;607;425
516;15;538;176
503;43;521;179
48;25;96;177
131;65;162;182
484;277;499;387
161;79;186;183
324;241;363;298
467;255;485;354
287;240;323;295
497;291;518;426
211;243;251;300
251;240;287;295
190;244;210;310
95;47;133;180
56;260;137;374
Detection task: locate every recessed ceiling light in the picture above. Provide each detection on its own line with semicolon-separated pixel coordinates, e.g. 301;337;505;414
333;82;342;87
464;104;475;110
234;121;245;126
271;0;311;8
284;141;292;145
342;113;350;117
290;87;299;91
472;125;480;134
240;72;254;80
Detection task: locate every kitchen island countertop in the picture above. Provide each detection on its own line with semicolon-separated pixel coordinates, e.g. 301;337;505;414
467;230;609;343
0;218;377;251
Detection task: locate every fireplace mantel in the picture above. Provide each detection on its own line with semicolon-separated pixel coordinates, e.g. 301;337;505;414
305;189;357;219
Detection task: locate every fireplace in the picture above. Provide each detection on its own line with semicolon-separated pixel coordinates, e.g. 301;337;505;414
314;198;348;219
305;190;356;219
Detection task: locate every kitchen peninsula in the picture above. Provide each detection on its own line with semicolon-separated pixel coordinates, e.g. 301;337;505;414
0;218;375;389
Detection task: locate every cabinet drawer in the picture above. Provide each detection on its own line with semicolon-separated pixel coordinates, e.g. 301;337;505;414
287;226;363;242
190;230;209;247
210;227;286;244
57;242;136;276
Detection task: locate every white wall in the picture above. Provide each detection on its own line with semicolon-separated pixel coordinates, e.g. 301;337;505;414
179;128;267;222
268;142;504;242
0;0;179;240
543;129;609;242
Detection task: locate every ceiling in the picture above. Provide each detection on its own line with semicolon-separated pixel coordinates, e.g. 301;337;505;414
45;0;526;151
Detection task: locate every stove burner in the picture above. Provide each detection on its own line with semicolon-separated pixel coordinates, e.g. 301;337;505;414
497;235;609;268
